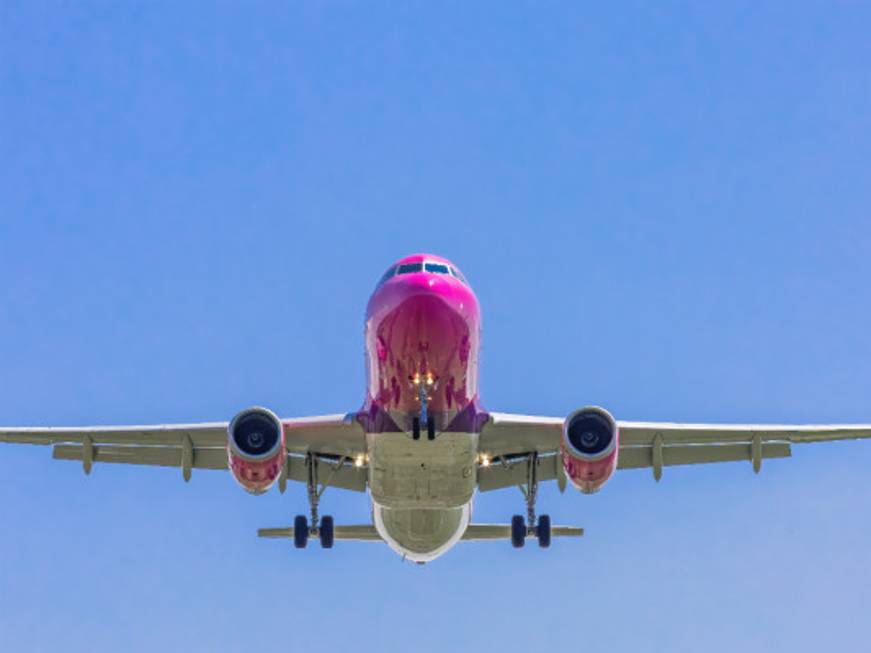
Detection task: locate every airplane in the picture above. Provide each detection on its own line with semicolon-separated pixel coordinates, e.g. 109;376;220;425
2;252;871;563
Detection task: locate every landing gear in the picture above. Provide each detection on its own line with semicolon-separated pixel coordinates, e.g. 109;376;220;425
511;515;526;548
537;514;552;548
512;453;552;548
297;453;337;549
293;514;308;549
319;515;334;549
412;416;436;441
412;380;437;441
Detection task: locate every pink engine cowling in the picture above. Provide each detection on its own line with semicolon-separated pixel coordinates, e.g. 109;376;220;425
227;407;286;494
561;407;619;494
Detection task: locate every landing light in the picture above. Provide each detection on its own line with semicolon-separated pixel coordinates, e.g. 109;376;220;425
412;372;436;386
479;454;491;467
354;454;366;468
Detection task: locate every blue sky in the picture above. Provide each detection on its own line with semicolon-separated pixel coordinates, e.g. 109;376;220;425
2;2;870;650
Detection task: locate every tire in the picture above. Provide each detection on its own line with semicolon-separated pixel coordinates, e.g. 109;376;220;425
412;417;421;440
319;515;334;549
511;515;526;548
293;515;309;549
427;418;436;440
537;514;552;549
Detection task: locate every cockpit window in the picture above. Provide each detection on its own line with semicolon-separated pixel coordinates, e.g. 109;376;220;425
397;262;423;274
379;260;468;287
376;266;396;287
424;263;449;274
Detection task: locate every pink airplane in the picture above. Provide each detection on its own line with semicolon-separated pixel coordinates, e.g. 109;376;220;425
3;253;871;563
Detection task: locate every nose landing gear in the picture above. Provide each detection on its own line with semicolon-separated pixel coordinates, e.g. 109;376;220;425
411;417;437;441
510;453;552;548
411;380;437;441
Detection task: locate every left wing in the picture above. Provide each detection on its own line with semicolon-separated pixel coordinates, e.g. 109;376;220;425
478;412;871;490
0;413;367;491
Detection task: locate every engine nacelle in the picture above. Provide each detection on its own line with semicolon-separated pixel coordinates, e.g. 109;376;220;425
561;406;619;494
227;407;286;494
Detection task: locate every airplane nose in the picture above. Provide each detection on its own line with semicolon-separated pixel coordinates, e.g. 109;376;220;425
404;274;439;290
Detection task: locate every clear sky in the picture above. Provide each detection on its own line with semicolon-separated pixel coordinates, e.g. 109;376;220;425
2;2;870;651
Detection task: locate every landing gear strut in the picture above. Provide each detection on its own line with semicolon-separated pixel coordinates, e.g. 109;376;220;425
412;381;436;441
293;453;337;549
412;417;436;441
511;453;552;548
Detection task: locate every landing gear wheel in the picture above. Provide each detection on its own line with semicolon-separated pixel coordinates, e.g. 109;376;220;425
412;417;421;440
536;514;552;548
319;515;334;549
511;515;526;548
427;418;436;441
293;515;309;549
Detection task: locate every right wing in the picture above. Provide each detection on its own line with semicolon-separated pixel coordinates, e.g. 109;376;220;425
0;413;368;491
478;412;871;490
616;420;871;478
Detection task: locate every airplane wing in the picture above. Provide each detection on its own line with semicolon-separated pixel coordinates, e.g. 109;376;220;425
477;412;871;490
0;413;368;491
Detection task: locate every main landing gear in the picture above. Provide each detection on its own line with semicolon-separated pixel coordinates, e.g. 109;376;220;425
293;453;335;549
511;453;552;548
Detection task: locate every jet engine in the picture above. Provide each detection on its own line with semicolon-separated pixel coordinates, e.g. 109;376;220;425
227;407;286;494
561;406;619;494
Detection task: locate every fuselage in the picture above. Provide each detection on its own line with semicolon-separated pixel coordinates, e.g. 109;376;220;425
359;254;486;562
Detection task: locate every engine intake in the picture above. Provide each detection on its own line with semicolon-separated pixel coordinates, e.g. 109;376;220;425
561;406;619;494
227;407;286;494
231;409;282;458
565;407;617;459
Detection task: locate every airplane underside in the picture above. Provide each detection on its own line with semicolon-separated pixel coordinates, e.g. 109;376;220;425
256;426;578;563
367;431;477;562
373;503;472;563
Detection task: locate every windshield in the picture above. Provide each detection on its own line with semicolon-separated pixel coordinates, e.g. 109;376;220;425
424;263;449;274
397;262;424;274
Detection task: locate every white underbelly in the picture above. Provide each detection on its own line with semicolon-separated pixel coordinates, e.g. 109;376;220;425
366;431;478;509
372;501;472;563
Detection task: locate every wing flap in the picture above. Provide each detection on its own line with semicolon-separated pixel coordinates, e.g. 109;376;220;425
52;444;228;470
52;444;368;491
617;442;792;470
477;454;560;492
618;422;871;446
284;455;367;492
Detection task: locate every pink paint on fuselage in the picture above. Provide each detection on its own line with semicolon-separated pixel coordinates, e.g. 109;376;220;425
360;254;485;434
